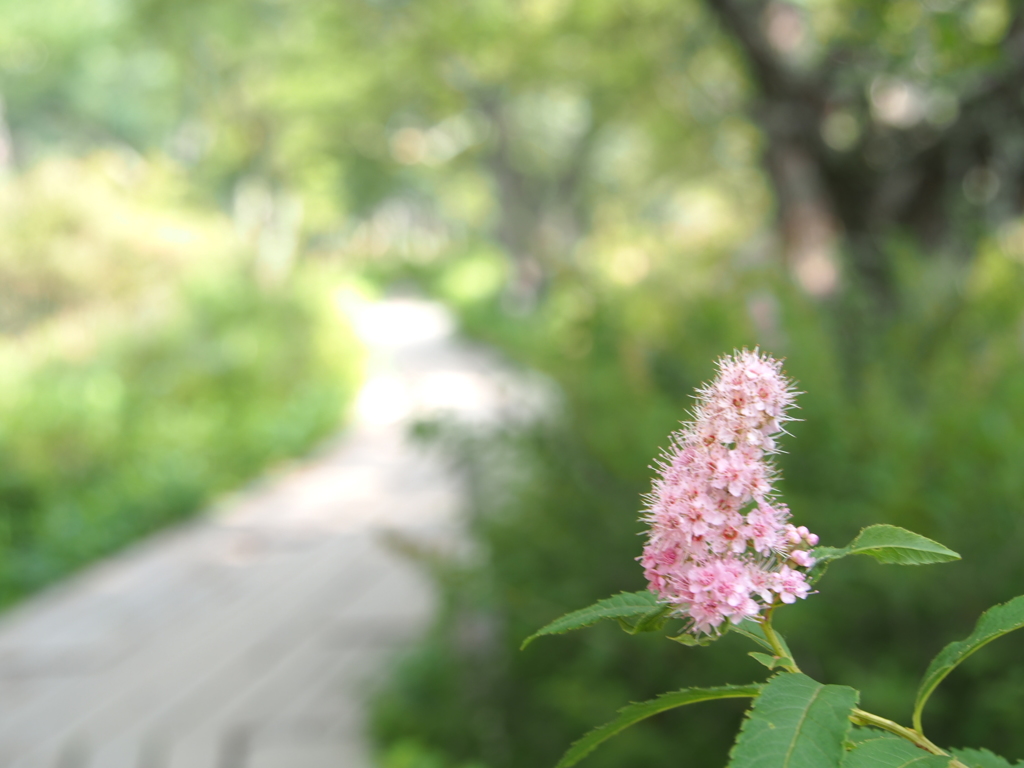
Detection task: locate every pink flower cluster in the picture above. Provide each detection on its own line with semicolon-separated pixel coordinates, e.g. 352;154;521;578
640;350;818;636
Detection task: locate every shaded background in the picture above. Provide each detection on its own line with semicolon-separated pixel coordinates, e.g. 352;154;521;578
4;0;1024;765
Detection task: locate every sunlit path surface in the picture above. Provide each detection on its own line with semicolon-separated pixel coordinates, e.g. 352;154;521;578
0;297;541;768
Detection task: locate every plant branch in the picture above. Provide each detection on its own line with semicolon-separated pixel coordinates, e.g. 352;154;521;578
761;604;800;674
758;608;966;765
849;708;968;768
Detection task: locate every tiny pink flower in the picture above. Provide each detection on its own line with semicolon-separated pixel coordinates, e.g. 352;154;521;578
743;505;783;555
772;566;811;604
748;567;775;602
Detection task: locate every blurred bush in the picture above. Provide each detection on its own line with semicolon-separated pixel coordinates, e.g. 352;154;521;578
372;239;1024;766
0;154;361;606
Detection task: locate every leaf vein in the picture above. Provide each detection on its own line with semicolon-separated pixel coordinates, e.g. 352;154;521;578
782;685;822;768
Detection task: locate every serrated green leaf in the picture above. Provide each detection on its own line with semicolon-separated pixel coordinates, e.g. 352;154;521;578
749;651;793;670
841;734;951;767
521;591;660;649
812;546;852;562
748;651;775;668
846;728;895;747
668;630;717;646
617;603;672;634
807;547;848;585
554;684;761;768
732;620;794;659
950;747;1022;768
846;525;960;565
810;528;959;587
728;673;858;768
914;594;1024;731
730;619;774;651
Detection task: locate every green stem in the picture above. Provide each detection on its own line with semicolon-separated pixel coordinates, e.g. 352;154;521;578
761;604;801;674
849;708;967;768
759;610;963;765
912;710;925;737
759;608;963;764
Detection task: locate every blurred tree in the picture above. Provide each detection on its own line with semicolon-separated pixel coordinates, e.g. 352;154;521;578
703;0;1024;308
5;0;1024;312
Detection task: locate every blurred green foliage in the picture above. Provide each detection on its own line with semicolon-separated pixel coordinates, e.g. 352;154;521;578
0;154;361;606
0;152;235;330
0;272;359;605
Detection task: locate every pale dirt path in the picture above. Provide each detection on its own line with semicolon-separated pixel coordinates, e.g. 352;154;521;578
0;297;540;768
